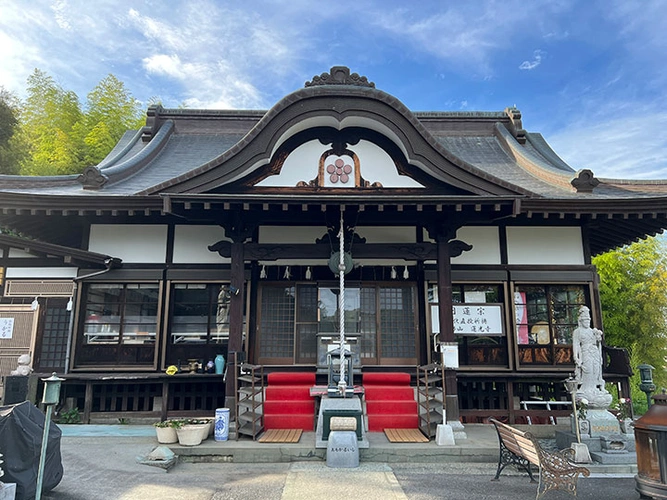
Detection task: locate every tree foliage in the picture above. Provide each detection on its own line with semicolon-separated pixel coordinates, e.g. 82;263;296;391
14;69;145;176
593;235;667;401
0;87;27;174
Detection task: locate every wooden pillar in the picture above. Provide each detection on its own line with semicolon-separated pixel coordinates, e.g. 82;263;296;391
222;212;253;415
436;235;460;422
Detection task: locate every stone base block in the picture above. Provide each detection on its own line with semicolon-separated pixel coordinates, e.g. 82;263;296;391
435;424;455;446
590;451;637;465
571;443;592;464
327;431;359;468
0;483;16;500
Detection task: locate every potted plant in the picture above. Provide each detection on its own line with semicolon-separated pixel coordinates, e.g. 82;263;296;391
153;420;178;444
175;419;208;446
615;398;634;433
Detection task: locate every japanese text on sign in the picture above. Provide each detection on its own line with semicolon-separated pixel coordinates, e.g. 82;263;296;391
0;318;14;339
452;304;503;336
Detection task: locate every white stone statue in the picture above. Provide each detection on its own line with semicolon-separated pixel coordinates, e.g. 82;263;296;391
572;306;611;408
10;354;33;376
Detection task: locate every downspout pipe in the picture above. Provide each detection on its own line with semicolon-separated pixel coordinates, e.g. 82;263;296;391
63;258;119;373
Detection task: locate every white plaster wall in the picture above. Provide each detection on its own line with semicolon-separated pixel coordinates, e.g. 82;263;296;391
355;226;416;243
88;224;167;263
8;249;36;258
258;141;328;187
452;227;501;264
173;225;229;264
507;227;584;265
354;140;422;188
6;267;78;278
259;226;328;244
257;138;423;188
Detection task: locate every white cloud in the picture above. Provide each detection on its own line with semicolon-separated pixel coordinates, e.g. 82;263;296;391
51;0;72;31
548;107;667;179
369;2;569;77
519;50;545;70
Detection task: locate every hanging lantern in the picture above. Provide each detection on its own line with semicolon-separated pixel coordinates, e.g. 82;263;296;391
305;266;312;280
391;266;397;279
260;265;267;279
403;266;409;279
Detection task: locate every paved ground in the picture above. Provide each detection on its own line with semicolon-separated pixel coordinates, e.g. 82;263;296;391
37;435;640;500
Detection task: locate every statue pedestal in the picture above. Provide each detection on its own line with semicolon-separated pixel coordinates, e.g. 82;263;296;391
587;409;620;436
557;413;636;465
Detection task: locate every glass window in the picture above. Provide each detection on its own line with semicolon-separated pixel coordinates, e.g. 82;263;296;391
170;284;231;345
514;284;587;366
83;283;158;345
428;283;507;366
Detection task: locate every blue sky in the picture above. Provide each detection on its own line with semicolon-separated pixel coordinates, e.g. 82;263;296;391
1;0;666;179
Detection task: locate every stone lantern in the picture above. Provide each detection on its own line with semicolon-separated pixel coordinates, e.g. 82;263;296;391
634;393;667;499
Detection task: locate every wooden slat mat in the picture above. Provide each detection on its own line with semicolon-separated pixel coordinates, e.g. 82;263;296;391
384;428;429;443
258;429;303;443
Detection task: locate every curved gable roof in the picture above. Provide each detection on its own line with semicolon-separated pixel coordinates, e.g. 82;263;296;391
139;82;530;197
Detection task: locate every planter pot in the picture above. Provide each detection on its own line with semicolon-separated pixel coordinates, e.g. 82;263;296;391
155;426;178;444
176;424;207;446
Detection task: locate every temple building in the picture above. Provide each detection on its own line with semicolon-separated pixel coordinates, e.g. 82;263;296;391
0;66;665;425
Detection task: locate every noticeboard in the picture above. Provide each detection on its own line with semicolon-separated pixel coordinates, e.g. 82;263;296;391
452;304;504;336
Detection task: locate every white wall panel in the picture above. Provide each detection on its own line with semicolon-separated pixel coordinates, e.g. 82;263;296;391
259;226;328;244
452;227;501;264
89;224;167;263
173;225;229;264
355;226;415;243
507;227;584;265
6;267;78;278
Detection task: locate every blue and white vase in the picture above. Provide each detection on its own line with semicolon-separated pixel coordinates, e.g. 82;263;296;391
215;407;230;441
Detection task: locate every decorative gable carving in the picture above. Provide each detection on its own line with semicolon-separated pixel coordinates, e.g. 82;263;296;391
305;66;375;88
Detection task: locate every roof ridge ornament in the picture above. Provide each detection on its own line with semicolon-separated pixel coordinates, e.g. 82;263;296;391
78;166;109;190
571;169;600;193
504;106;526;144
305;66;375;88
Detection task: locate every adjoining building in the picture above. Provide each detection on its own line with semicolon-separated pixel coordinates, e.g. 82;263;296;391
0;66;663;425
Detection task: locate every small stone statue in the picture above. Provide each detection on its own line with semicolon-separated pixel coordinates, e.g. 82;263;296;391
10;354;33;376
572;306;612;408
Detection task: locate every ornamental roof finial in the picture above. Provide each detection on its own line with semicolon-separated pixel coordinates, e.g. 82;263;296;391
305;66;375;88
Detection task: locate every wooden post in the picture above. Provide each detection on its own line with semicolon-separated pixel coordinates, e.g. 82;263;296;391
436;235;460;422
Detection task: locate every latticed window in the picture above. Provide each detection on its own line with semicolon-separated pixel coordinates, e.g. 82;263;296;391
257;283;417;365
380;287;416;359
259;286;295;360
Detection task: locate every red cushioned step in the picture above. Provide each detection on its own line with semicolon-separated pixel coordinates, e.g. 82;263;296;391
362;373;411;386
265;385;313;401
367;414;420;432
264;400;315;415
267;372;316;386
363;386;415;401
366;400;417;415
264;414;314;431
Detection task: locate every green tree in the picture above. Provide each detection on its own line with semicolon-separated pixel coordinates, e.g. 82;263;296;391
593;236;667;409
81;74;144;165
20;69;83;175
0;87;27;174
